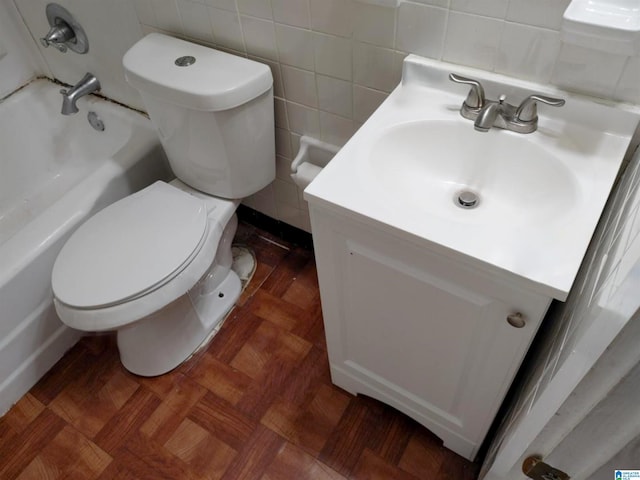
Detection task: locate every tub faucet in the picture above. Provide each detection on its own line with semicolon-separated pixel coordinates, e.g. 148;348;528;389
60;73;101;115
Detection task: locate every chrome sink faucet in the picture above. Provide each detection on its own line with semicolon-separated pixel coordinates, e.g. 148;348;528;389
60;73;101;115
449;73;565;133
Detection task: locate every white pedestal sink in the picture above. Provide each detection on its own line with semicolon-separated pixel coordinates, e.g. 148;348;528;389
305;55;640;460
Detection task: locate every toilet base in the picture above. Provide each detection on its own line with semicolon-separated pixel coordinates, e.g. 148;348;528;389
116;214;242;377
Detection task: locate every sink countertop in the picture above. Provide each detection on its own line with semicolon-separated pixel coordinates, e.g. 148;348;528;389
305;56;640;301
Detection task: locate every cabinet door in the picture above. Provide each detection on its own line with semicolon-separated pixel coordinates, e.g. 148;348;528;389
310;208;550;460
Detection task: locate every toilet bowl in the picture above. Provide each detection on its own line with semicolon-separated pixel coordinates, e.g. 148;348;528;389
51;33;275;376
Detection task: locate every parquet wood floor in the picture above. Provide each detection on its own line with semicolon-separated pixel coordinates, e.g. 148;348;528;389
0;223;480;480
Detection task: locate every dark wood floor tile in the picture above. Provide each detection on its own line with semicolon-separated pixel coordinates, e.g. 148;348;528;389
398;429;447;479
220;424;285;480
186;352;252;405
436;449;480;480
351;448;421;480
319;396;399;476
298;384;352;453
2;393;45;434
96;461;141;480
262;442;347;480
29;342;91;405
250;289;308;331
230;319;282;379
209;309;264;364
164;417;237;480
279;345;331;407
281;277;320;311
260;247;313;298
373;413;417;465
0;408;66;479
290;300;327;350
235;328;312;420
189;391;258;451
116;432;200;480
49;368;139;439
17;424;112;480
94;386;162;455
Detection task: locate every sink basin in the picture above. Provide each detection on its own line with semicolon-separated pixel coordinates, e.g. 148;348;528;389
305;55;639;300
363;120;579;226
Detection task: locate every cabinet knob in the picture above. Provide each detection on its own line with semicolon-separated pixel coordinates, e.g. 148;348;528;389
507;312;526;328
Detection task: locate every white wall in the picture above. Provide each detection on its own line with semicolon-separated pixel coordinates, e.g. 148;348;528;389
9;0;640;232
0;0;47;98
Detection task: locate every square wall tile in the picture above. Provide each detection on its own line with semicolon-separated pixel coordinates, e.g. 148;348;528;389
319;111;357;147
450;0;508;18
353;42;403;92
277;203;312;232
353;84;387;122
153;0;183;32
134;0;157;26
443;11;503;70
396;2;447;59
309;0;353;37
353;1;396;48
276;127;293;158
495;23;561;82
275;154;294;182
314;33;352;80
317;74;353;118
506;0;570;30
286;101;321;137
551;44;627;98
274;178;300;207
274;97;289;128
272;0;310;27
281;65;318;107
210;7;245;51
410;0;449;7
177;0;214;43
275;24;315;70
240;15;279;60
237;0;273;19
204;0;237;12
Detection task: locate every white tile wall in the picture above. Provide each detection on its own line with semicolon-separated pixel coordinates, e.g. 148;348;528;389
8;0;640;232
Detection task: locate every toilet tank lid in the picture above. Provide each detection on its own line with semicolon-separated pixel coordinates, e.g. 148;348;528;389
123;33;272;111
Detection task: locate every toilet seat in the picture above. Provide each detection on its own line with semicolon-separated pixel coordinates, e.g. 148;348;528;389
53;181;208;309
52;181;238;332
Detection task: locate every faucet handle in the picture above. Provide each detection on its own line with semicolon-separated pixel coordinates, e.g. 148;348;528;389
449;73;485;109
516;94;565;123
40;23;74;53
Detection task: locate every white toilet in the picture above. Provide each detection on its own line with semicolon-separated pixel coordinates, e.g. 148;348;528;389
51;33;275;376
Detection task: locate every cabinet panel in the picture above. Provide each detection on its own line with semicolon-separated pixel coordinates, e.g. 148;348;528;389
310;206;551;460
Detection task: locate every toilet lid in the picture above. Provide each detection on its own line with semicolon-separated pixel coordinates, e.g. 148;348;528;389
52;181;208;308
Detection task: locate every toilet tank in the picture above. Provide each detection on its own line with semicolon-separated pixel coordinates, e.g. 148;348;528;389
123;33;274;199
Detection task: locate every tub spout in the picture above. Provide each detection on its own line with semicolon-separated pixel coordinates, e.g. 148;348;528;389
60;73;100;115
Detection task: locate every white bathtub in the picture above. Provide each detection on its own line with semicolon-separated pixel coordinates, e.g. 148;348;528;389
0;79;168;414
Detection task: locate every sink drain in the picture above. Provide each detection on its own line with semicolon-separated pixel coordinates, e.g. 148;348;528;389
455;190;480;209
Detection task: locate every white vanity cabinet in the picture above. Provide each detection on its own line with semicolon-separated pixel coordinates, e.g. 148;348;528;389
309;206;551;461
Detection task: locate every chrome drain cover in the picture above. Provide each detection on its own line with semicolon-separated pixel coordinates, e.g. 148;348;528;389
455;190;479;209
